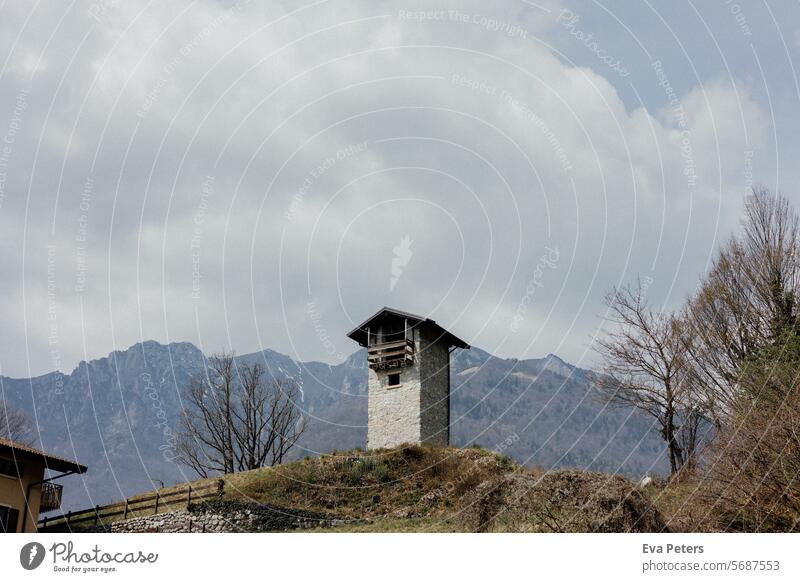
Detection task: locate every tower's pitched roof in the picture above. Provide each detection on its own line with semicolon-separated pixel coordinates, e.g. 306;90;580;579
346;306;470;349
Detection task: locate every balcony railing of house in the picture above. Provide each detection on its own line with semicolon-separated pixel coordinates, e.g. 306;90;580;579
367;338;414;370
40;482;63;513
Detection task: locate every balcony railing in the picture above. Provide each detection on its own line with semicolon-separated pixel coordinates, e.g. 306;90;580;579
367;338;414;370
40;482;63;513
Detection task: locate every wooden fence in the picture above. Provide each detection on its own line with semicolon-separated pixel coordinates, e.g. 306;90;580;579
38;480;224;532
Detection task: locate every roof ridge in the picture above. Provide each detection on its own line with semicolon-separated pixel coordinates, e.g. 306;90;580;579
347;306;469;349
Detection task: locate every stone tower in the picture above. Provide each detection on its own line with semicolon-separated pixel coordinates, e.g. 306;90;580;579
347;307;469;449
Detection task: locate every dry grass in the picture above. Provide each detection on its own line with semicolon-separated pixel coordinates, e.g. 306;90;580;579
458;470;667;533
219;444;517;522
61;445;674;533
300;517;460;533
644;480;708;532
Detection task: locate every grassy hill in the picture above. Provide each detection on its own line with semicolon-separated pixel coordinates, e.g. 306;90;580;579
83;444;669;533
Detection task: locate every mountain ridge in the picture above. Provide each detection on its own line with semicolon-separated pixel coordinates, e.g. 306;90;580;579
1;340;668;512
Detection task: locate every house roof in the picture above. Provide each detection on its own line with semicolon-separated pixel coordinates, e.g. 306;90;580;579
346;306;470;349
0;437;87;475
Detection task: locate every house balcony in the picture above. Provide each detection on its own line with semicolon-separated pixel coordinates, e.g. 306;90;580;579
367;338;414;370
39;482;63;513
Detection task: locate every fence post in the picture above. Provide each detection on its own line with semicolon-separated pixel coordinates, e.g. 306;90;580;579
94;505;100;526
154;492;159;515
66;511;71;525
123;500;128;520
187;485;192;505
217;479;224;498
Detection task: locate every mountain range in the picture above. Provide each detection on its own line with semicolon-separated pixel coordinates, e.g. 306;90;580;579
0;341;668;511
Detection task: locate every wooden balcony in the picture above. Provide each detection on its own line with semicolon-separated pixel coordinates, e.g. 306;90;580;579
39;482;63;513
367;339;414;370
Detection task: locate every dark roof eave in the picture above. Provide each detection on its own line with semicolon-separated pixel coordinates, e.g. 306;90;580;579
442;332;470;350
0;439;87;475
346;306;470;349
44;460;89;475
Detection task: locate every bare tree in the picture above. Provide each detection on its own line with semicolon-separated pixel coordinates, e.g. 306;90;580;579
0;400;36;446
674;387;705;475
266;378;308;466
230;365;306;469
684;188;800;427
177;353;307;477
176;352;236;477
594;280;694;475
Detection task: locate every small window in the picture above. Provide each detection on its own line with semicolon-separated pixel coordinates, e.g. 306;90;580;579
387;373;401;387
0;458;22;479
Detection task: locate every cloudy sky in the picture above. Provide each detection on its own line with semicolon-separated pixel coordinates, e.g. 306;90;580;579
0;0;798;377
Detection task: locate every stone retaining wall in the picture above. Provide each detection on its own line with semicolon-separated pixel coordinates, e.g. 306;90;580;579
105;500;346;533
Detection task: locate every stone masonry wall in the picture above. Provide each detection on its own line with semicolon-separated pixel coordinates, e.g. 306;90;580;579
109;510;198;533
418;327;451;446
367;326;453;449
367;328;422;449
107;501;343;533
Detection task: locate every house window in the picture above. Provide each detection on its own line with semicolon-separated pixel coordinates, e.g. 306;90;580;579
0;458;22;479
387;372;401;387
0;505;19;533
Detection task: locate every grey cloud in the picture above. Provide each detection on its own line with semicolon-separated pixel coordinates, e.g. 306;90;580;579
0;0;790;377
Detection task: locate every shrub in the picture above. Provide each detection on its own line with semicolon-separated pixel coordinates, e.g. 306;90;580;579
497;455;514;470
700;334;800;531
346;466;363;487
402;444;426;460
373;463;391;483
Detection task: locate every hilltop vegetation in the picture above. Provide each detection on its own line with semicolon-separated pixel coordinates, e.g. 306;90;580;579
110;444;669;533
56;443;786;533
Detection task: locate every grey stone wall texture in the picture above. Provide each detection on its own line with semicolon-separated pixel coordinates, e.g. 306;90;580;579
418;327;451;446
367;326;451;449
106;502;343;532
